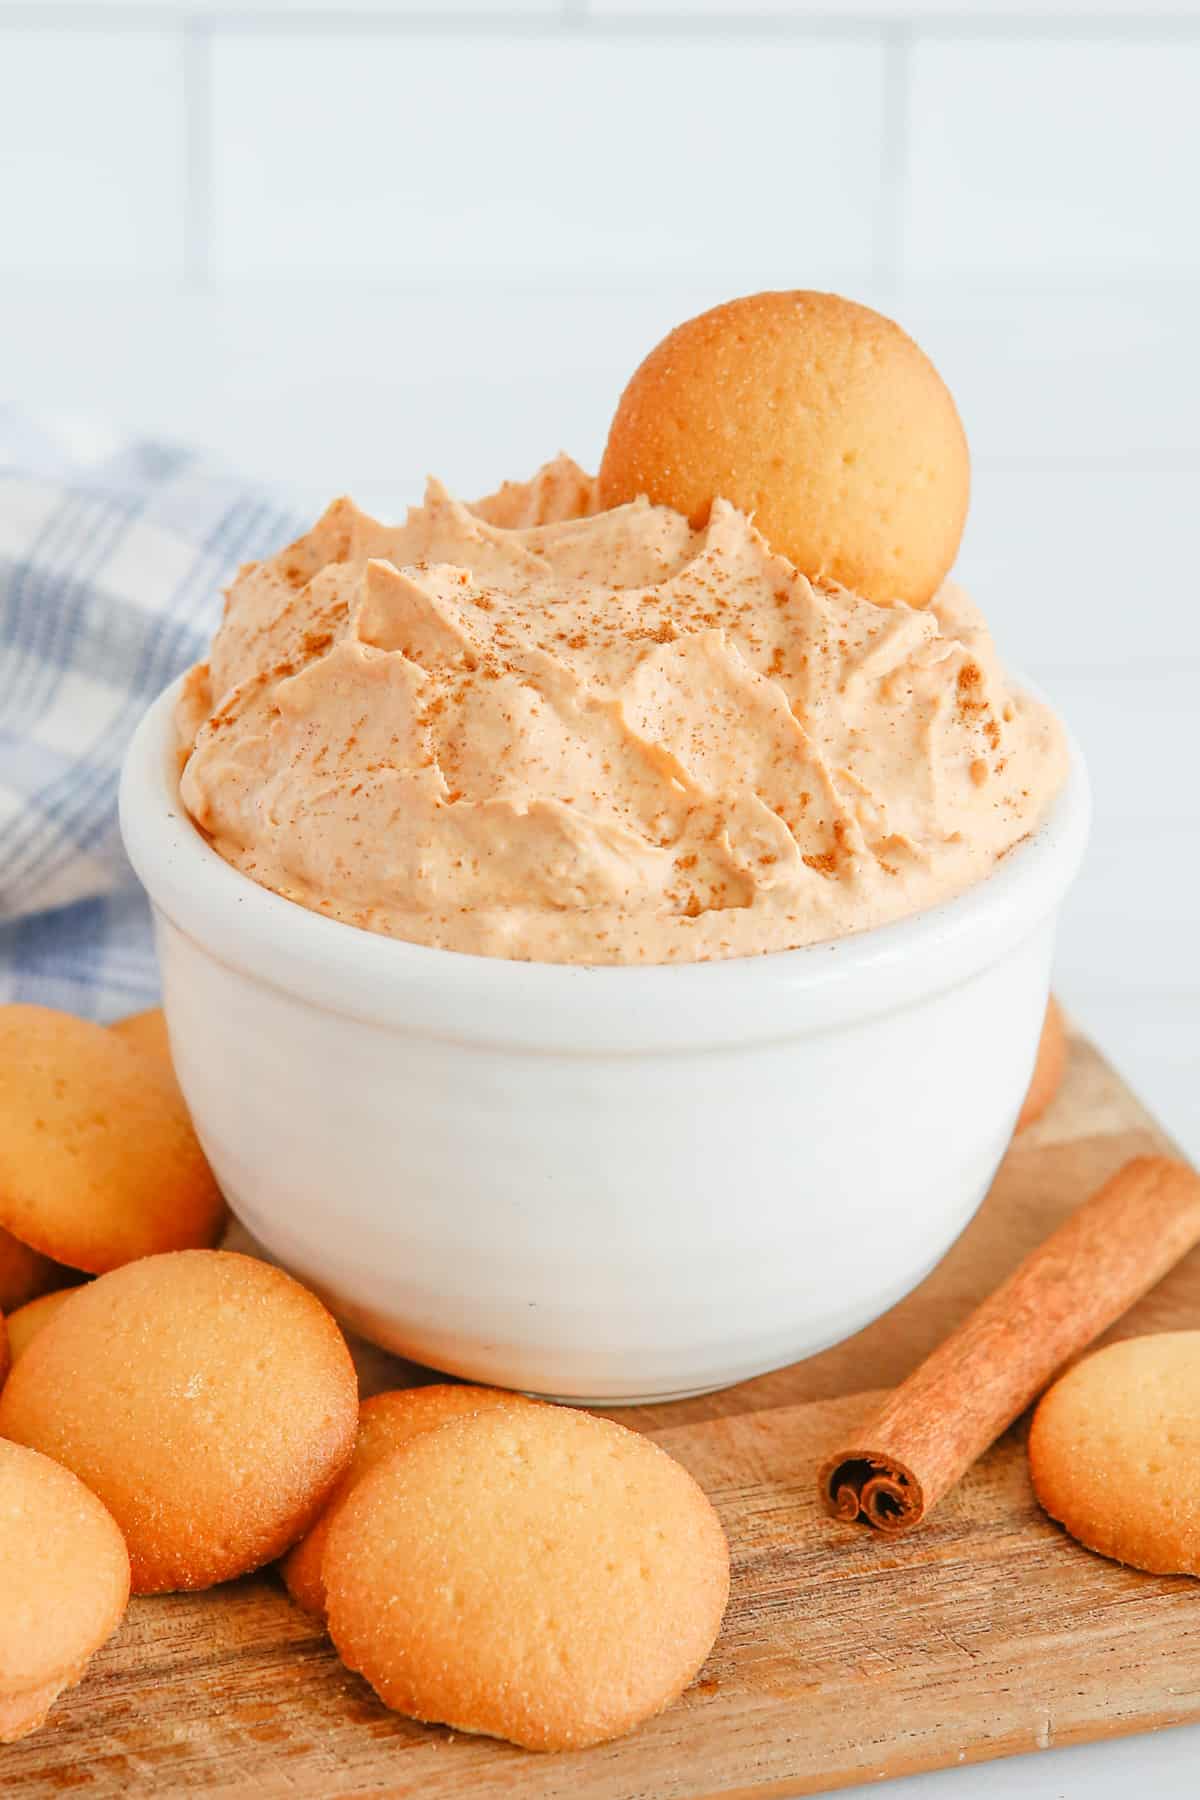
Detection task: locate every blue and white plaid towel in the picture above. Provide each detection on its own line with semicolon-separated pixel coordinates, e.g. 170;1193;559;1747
0;410;301;1021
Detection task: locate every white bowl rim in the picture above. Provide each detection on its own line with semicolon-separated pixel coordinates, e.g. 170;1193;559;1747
120;675;1090;1054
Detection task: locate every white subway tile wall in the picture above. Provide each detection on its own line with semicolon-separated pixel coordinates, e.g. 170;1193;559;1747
906;38;1200;281
1;8;1196;288
0;1;1197;1157
43;1;561;10
595;2;1200;14
0;26;187;276
210;35;886;284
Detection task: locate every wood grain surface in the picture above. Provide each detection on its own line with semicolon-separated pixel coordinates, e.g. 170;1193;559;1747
3;1028;1196;1799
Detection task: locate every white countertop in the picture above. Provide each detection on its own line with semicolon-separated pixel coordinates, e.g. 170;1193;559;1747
840;1725;1200;1798
2;275;1197;1795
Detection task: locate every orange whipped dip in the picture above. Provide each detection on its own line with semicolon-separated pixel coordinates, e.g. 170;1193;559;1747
176;455;1067;964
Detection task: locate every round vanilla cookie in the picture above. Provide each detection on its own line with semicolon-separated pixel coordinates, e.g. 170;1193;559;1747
0;1224;70;1315
282;1383;543;1619
0;1004;226;1273
0;1439;130;1743
598;290;970;608
110;1007;179;1092
5;1286;81;1364
1016;996;1067;1133
1029;1332;1200;1574
0;1250;358;1594
324;1404;730;1751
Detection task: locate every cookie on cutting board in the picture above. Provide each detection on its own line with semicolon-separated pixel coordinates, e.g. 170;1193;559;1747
0;1439;129;1743
1030;1331;1200;1575
0;1005;225;1273
282;1382;543;1618
0;1250;358;1594
324;1403;729;1751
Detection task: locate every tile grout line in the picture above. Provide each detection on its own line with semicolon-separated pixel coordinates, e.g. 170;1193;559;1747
1;7;1200;40
872;21;911;289
182;13;214;293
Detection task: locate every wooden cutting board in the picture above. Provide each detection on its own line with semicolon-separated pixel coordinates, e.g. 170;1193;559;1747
5;1026;1198;1799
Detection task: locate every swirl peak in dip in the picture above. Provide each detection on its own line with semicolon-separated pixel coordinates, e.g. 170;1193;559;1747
176;455;1066;964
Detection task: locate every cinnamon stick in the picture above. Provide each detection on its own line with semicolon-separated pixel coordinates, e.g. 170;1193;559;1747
820;1156;1200;1534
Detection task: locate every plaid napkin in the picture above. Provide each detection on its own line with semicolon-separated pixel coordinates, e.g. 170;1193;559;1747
0;410;300;1021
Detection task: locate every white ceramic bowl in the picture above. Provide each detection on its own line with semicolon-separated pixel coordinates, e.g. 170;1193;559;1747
120;678;1089;1404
